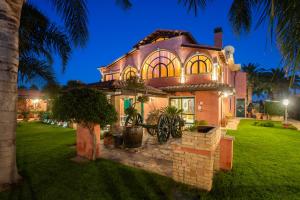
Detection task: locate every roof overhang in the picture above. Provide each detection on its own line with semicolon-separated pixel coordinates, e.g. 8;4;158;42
181;43;222;51
134;29;197;48
159;83;235;93
87;80;167;97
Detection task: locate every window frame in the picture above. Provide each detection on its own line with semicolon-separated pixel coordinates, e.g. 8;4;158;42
184;54;213;75
142;49;181;80
122;66;138;80
169;97;195;124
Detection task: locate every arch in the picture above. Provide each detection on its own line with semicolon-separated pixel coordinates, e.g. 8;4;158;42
122;66;138;80
184;54;212;75
141;49;181;80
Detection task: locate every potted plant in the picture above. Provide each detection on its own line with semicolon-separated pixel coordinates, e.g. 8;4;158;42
123;77;149;148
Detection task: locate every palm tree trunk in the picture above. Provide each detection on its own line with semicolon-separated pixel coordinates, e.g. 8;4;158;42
0;0;24;190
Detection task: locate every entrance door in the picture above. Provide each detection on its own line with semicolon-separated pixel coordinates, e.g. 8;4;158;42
124;98;133;112
236;98;245;117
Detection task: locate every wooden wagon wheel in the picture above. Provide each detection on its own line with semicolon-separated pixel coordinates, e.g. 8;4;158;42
170;115;183;138
125;113;143;127
157;114;170;144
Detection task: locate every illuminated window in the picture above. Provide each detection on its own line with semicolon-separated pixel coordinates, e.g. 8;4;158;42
142;50;181;80
170;97;195;124
122;66;137;80
185;55;212;75
105;73;120;81
105;74;113;81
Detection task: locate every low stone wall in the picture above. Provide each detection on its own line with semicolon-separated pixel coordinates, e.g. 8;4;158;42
172;127;233;191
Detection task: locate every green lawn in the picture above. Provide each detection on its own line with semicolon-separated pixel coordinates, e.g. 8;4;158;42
1;120;300;200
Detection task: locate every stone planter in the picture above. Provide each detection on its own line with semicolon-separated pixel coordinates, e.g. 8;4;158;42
173;126;222;191
256;113;262;120
76;124;101;160
269;115;284;121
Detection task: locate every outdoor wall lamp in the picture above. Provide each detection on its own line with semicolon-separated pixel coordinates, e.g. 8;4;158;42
32;99;40;104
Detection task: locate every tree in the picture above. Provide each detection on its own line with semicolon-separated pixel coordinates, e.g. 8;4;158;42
52;88;117;160
63;80;86;90
179;0;300;79
0;0;88;189
18;3;72;85
124;77;149;126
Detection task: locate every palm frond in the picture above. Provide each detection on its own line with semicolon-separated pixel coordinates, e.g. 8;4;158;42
228;0;254;34
20;2;72;70
19;56;56;84
227;0;300;80
44;25;71;71
50;0;88;47
178;0;209;16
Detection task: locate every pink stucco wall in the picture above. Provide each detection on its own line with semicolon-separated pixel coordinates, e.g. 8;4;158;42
173;91;220;126
101;35;219;81
143;97;169;121
235;71;247;99
100;32;248;124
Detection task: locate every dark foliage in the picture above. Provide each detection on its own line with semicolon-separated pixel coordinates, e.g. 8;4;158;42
52;88;117;127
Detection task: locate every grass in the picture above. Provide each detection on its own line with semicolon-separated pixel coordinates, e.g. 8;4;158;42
1;120;300;199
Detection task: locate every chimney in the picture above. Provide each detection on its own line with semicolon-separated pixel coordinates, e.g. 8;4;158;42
214;27;223;48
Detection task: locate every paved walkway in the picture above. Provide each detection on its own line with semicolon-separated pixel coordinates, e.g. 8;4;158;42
100;135;178;177
288;119;300;130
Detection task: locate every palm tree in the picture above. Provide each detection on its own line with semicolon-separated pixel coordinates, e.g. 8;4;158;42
18;3;72;85
242;63;261;102
0;0;88;189
179;0;300;79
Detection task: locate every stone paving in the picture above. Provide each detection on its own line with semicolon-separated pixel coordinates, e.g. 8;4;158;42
223;118;241;130
100;133;179;177
288;119;300;130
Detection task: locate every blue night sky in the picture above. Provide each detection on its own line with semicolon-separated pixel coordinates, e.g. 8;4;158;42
32;0;281;85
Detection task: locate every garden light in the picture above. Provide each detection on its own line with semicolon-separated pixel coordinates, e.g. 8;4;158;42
282;99;289;124
283;99;289;106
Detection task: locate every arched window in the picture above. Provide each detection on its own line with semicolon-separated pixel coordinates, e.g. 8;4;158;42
122;66;137;80
142;50;181;80
185;55;212;75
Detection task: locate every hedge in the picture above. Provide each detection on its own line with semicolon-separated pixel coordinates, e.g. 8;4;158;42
265;101;284;116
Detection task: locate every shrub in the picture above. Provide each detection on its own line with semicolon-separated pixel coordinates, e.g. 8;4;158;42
265;101;284;116
186;120;208;132
261;122;275;127
253;121;275;127
195;120;208;126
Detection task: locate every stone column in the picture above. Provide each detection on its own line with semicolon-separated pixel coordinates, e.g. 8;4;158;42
172;127;222;191
76;124;101;160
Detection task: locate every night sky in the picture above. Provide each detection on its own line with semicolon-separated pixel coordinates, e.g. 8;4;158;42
32;0;281;85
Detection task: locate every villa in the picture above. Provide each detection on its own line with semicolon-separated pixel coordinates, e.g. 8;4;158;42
91;28;248;126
